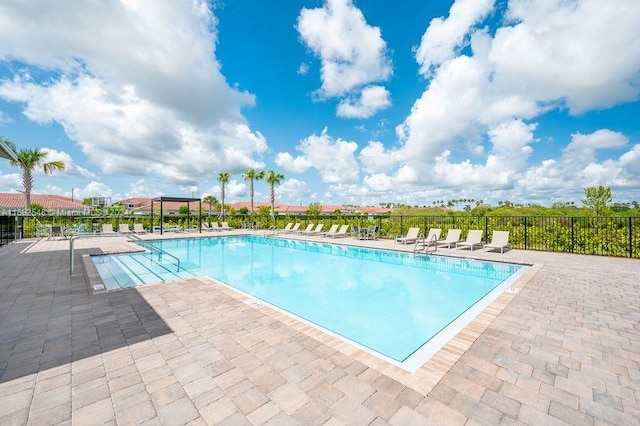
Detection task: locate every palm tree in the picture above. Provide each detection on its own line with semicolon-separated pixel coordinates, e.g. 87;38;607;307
218;172;231;219
202;195;218;218
265;170;285;217
6;140;65;209
243;169;265;215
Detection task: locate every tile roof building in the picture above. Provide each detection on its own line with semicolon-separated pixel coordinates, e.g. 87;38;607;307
0;193;90;214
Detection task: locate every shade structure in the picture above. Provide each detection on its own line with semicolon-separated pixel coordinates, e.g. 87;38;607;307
150;196;202;234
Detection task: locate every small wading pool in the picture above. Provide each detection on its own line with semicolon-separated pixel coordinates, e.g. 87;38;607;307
91;235;528;370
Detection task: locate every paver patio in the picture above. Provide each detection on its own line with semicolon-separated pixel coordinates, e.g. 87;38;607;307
0;231;638;425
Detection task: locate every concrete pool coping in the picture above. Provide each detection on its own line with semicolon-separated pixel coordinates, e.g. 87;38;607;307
2;229;639;424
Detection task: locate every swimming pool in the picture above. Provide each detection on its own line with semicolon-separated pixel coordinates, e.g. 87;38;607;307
92;235;527;369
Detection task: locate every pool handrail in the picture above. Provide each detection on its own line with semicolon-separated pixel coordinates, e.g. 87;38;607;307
413;232;439;256
128;234;181;272
69;233;181;275
69;232;127;275
263;225;278;237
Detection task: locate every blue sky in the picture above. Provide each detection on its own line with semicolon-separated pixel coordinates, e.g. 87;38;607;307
1;0;639;207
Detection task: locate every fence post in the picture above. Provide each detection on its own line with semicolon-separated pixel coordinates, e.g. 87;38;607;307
571;217;575;253
400;216;403;236
484;217;488;243
524;217;527;250
630;217;633;258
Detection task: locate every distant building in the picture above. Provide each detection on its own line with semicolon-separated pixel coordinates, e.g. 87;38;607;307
0;193;91;215
87;196;112;209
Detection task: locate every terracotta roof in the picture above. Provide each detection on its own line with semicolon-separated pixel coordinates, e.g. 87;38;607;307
0;193;89;211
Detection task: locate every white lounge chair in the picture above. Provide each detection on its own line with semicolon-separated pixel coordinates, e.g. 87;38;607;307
119;224;132;234
395;227;421;244
133;223;147;234
281;222;293;232
456;230;484;251
209;222;222;231
319;224;338;237
327;224;349;238
220;221;233;230
484;231;511;253
102;224;115;234
417;228;442;248
283;223;300;234
301;223;324;235
436;229;461;248
297;224;314;234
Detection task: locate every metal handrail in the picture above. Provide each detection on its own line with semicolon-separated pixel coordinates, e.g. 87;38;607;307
127;234;181;272
412;234;424;255
263;225;278;237
69;232;130;275
69;232;181;275
413;233;439;256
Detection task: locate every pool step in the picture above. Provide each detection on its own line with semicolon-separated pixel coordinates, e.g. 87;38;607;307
108;254;194;287
126;254;191;281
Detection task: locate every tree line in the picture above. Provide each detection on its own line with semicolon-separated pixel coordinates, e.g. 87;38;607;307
385;186;639;217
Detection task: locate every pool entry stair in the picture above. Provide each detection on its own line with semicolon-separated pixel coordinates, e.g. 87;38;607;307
70;232;194;289
92;251;195;290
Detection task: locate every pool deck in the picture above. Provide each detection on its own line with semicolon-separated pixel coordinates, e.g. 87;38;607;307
1;230;639;425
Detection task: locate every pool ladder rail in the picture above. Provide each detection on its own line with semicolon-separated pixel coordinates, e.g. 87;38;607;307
128;234;182;272
263;225;278;237
69;232;181;275
413;233;438;256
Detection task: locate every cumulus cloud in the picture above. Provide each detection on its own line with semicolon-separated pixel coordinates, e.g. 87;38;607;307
491;0;640;113
79;181;113;199
359;141;402;174
0;171;21;192
41;148;95;178
619;145;640;176
125;179;164;199
0;1;266;186
297;0;392;117
274;152;312;174
206;179;247;201
277;178;311;202
275;128;359;184
516;129;637;199
381;0;640;202
415;0;495;76
336;85;391;119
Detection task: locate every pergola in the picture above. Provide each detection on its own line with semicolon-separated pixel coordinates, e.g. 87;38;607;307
150;196;202;235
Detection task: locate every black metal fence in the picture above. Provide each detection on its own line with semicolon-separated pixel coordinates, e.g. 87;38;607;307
0;215;22;248
3;213;639;258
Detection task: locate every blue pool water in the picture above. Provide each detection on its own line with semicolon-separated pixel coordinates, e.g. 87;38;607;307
92;235;525;363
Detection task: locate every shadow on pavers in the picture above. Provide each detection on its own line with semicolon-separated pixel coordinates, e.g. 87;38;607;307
0;243;172;383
